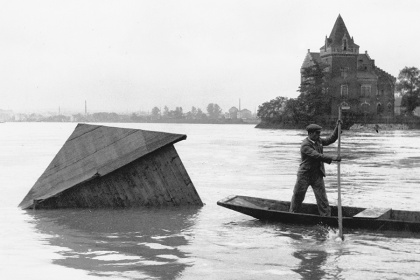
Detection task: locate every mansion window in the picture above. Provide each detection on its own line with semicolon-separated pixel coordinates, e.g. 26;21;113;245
361;85;371;97
341;102;350;109
341;85;349;97
340;67;348;78
361;101;370;112
377;103;383;114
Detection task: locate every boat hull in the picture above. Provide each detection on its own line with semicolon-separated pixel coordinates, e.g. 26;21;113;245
217;195;420;233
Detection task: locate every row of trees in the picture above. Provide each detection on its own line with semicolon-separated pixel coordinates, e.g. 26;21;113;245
257;65;420;128
21;103;227;123
150;103;223;120
397;66;420;114
257;62;335;128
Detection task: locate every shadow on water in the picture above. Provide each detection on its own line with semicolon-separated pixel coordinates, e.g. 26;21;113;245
24;207;202;280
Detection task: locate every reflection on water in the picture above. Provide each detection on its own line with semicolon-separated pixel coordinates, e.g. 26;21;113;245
276;224;335;280
292;249;328;280
26;207;201;279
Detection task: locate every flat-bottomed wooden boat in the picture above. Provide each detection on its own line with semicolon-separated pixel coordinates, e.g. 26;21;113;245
217;195;420;232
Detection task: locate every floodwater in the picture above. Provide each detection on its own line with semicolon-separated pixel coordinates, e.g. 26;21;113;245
0;122;419;280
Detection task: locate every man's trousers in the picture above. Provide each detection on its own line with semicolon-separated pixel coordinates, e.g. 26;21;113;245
289;171;331;216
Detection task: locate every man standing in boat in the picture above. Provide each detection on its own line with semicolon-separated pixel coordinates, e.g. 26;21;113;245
289;122;342;216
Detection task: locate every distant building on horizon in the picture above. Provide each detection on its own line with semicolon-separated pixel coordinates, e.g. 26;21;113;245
239;108;252;119
227;107;254;120
0;109;14;122
301;14;396;122
228;107;238;119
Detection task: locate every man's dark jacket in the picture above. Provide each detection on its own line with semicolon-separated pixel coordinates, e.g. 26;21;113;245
298;127;339;177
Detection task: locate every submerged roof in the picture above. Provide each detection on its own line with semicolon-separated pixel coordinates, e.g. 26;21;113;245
19;124;187;209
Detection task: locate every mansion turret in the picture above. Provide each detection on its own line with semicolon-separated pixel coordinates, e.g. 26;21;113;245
301;15;396;120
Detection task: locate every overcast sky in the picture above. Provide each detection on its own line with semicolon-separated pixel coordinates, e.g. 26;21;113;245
1;0;419;114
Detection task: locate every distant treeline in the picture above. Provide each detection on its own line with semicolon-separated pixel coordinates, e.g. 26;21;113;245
12;103;257;124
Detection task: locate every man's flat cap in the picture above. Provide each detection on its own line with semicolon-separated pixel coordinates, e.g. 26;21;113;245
306;124;322;132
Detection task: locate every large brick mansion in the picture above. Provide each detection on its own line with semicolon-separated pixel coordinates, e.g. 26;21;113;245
301;15;395;120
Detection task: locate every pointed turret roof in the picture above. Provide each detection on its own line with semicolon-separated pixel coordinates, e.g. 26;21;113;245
329;15;349;45
326;14;359;49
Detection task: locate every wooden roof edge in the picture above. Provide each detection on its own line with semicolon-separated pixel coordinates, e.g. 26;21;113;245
100;134;187;173
70;123;187;145
38;127;187;180
67;123;102;141
169;133;187;143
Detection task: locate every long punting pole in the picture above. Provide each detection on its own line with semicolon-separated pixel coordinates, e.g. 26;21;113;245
337;106;344;240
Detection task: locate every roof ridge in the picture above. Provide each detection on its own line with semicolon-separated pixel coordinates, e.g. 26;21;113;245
375;66;396;81
300;51;321;69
